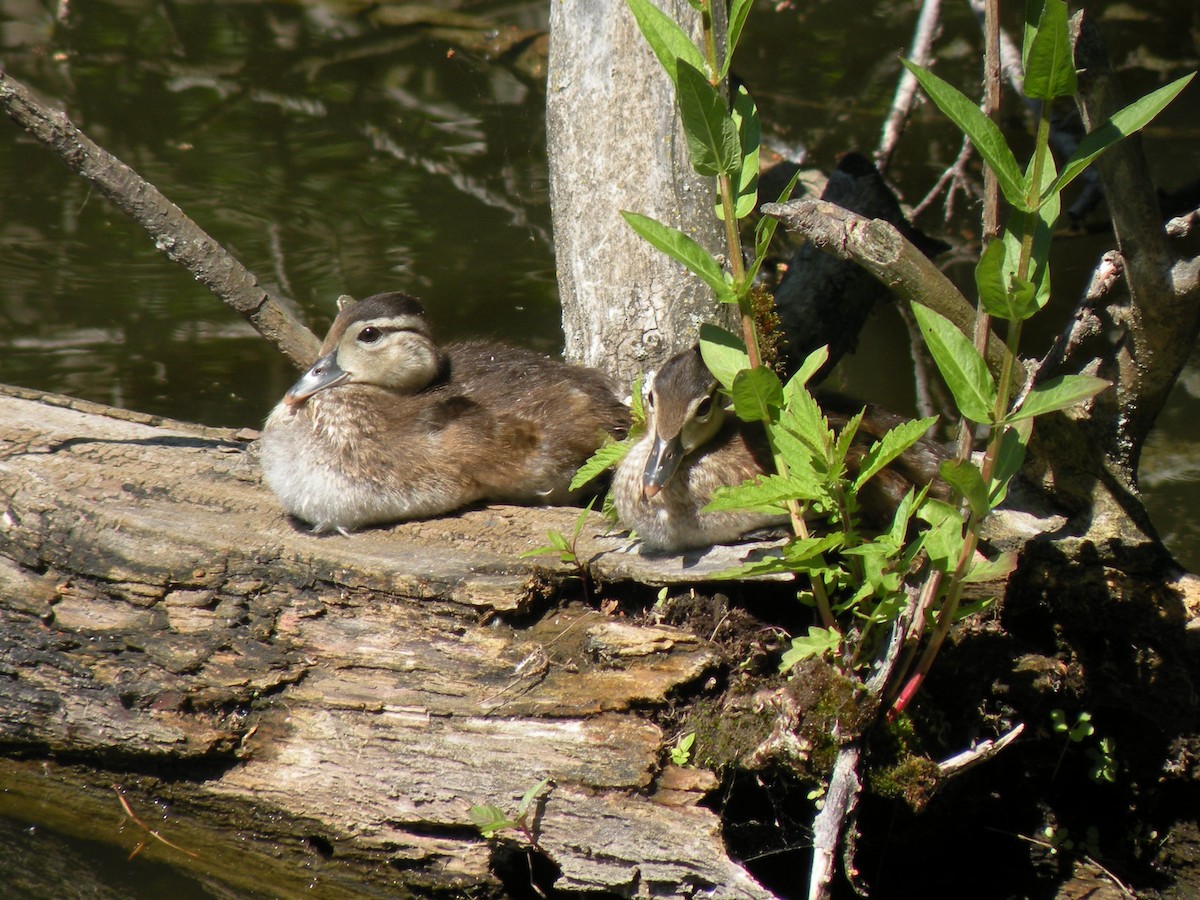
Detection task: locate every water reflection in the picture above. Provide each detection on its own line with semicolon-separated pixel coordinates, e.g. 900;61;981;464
0;0;558;425
0;0;1199;893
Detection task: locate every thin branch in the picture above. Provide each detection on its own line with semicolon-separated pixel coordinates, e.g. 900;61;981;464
875;0;942;174
112;784;199;860
807;742;861;900
937;723;1024;777
0;67;319;369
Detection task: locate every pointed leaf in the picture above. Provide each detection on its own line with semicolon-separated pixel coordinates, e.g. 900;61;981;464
621;211;734;301
699;324;750;390
717;85;760;221
722;0;754;79
624;0;707;86
780;626;843;672
1046;74;1194;203
854;416;939;490
749;167;805;282
1023;0;1076;100
963;550;1018;584
1007;375;1110;422
570;438;635;491
700;328;744;391
990;419;1031;507
939;458;991;517
705;473;819;512
911;303;998;424
516;777;552;817
731;365;784;422
676;59;741;177
917;498;967;570
902;60;1028;209
783;346;830;405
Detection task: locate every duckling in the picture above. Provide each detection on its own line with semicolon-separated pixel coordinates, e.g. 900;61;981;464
613;346;948;553
614;346;786;553
260;292;629;532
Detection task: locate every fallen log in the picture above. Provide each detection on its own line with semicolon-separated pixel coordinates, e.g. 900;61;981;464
0;383;776;898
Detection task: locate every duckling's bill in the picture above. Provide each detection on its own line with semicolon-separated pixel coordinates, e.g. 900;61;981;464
284;352;349;407
641;432;683;499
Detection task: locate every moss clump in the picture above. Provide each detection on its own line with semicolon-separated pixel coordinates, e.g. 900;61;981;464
683;691;783;772
869;755;942;811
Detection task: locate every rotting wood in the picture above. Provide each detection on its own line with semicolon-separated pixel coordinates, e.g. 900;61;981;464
0;383;775;898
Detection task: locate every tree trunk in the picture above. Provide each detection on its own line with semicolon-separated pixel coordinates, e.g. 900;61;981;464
547;0;735;386
0;383;781;898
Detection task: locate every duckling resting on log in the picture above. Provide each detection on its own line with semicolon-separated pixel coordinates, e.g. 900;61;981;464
613;345;947;553
260;292;629;533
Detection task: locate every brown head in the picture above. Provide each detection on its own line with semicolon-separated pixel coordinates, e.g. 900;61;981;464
284;292;444;407
641;346;727;499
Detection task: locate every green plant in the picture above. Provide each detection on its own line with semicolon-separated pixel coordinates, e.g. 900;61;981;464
468;777;552;846
1050;709;1118;783
619;0;1189;705
670;731;696;766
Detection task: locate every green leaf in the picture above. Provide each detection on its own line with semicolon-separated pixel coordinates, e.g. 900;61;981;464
917;498;967;570
718;85;760;221
570;438;635;491
976;237;1040;322
990;419;1031;507
722;0;754;79
705;472;820;508
963;550;1017;583
731;366;783;423
902;59;1028;210
705;473;819;512
1045;73;1195;203
854;416;939;491
911;303;998;424
1007;375;1110;422
515;777;552;817
783;347;830;404
939;458;991;517
676;59;741;177
624;0;707;86
748;167;805;282
1001;215;1051;313
621;211;734;302
469;805;516;838
1023;0;1076;100
779;626;843;672
699;324;749;390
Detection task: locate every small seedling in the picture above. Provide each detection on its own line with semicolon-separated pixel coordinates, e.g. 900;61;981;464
670;732;696;766
469;777;552;848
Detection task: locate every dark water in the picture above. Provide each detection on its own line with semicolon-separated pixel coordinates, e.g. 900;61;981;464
1;0;1198;894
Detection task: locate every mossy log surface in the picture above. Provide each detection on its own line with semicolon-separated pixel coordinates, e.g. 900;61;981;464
0;383;775;898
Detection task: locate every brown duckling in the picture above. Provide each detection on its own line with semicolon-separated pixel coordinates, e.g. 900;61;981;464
260;292;629;532
614;346;785;552
613;346;947;553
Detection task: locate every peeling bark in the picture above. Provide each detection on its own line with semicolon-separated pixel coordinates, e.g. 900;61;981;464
0;384;774;898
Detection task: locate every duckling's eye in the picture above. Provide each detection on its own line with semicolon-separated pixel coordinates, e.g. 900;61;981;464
357;326;382;344
695;395;714;420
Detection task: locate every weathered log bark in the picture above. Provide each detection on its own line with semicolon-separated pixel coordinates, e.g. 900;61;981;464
0;383;776;898
547;0;736;385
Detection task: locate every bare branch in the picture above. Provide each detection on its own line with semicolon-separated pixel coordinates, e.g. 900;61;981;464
0;67;319;369
875;0;942;174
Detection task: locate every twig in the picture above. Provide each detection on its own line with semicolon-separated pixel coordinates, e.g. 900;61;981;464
937;723;1024;777
875;0;943;175
807;743;861;900
0;68;319;369
112;784;199;860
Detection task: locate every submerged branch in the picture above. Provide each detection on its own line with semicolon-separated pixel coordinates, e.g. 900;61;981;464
0;67;319;369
